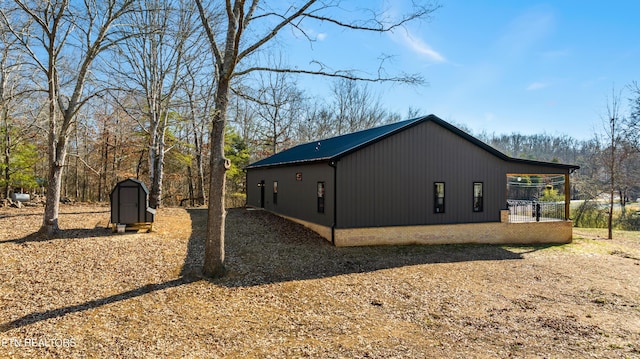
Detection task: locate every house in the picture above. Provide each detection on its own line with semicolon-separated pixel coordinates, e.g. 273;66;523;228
245;115;579;246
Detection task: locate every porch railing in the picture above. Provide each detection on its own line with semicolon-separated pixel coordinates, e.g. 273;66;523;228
507;200;566;223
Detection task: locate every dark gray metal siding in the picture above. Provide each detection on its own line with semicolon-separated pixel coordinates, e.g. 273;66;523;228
336;121;569;228
246;162;334;227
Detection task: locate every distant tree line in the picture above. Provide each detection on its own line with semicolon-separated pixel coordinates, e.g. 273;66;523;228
477;84;640;234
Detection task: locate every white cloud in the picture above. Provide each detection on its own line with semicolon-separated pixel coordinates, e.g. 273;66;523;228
526;82;548;90
392;30;446;63
316;33;327;41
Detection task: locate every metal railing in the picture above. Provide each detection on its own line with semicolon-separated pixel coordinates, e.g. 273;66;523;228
507;200;566;223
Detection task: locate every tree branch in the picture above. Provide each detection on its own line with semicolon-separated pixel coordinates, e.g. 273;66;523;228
67;153;101;176
237;0;317;62
195;0;223;70
302;3;439;33
234;66;425;85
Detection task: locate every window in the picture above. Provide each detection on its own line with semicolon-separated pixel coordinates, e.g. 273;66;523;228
434;182;445;213
273;181;278;205
317;182;325;213
473;182;483;212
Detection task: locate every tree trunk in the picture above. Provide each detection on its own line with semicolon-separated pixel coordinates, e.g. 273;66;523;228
608;187;614;239
42;54;61;234
187;165;194;206
148;110;167;209
81;124;88;202
3;108;10;200
204;80;230;278
196;148;206;206
149;136;165;209
192;121;206;206
188;94;207;206
618;189;627;216
98;123;109;202
42;140;67;234
149;158;161;208
112;116;120;186
74;127;79;200
608;116;615;240
136;149;145;180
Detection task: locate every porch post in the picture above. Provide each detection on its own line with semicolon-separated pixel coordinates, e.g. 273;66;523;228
565;172;570;220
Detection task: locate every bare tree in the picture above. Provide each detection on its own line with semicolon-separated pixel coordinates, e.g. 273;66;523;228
195;0;438;277
332;78;388;135
3;0;135;233
628;81;640;152
252;69;306;154
600;88;625;239
294;80;400;144
182;63;213;206
0;9;43;201
0;15;27;200
109;0;201;208
295;103;334;144
229;89;261;155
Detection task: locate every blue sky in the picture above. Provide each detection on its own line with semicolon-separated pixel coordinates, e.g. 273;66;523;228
280;1;639;140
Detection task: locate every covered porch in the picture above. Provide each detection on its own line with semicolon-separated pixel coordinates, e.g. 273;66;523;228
506;173;573;223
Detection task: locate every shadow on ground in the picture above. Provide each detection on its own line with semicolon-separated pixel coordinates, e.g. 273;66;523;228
1;206;554;332
0;209;200;332
0;208;112;244
0;225;115;245
185;208;547;288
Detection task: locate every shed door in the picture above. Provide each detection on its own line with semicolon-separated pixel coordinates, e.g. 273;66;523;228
119;187;139;223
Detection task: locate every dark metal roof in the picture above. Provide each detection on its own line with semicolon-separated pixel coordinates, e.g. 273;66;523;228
246;116;425;168
246;114;580;170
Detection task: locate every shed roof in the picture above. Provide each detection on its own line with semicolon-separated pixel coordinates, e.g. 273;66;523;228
110;178;149;196
246;114;580;170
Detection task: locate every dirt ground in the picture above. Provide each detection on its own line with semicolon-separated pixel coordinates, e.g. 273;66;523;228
0;204;639;358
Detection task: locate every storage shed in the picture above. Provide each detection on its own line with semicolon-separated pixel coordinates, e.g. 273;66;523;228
110;178;155;232
245;114;579;246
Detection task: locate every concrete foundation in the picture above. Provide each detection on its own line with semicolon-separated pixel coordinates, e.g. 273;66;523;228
257;208;573;247
333;221;572;247
276;213;333;242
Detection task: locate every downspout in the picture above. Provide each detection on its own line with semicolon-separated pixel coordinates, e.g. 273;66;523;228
329;160;337;246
